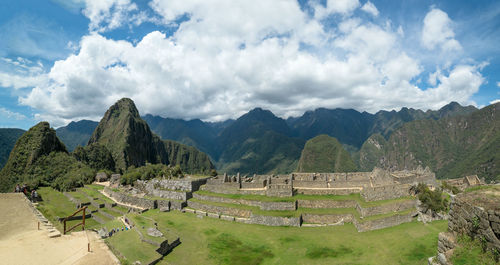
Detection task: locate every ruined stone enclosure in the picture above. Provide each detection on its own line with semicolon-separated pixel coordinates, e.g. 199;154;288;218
101;166;441;232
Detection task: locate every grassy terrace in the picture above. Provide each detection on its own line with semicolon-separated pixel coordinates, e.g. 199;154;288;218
195;189;415;207
188;197;414;221
106;228;162;264
139;209;447;265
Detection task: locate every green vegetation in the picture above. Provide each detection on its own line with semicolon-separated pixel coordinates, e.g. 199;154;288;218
357;133;386;171
132;209;448;265
0;128;25;169
106;228;162;264
73;143;115;172
451;235;499;265
380;103;500;183
415;183;449;213
297;134;357;172
88;98;214;174
0;122;96;192
195;189;415;207
208;233;274;265
120;163;183;185
441;181;461;194
216;108;305;174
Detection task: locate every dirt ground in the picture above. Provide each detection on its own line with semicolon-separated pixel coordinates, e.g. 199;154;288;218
0;193;119;265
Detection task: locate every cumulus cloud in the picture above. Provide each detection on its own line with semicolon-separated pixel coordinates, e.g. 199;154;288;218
15;1;485;127
361;1;379;17
422;8;461;51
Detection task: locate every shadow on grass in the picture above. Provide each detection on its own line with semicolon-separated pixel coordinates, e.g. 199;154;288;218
306;245;353;259
404;243;433;261
208;233;274;265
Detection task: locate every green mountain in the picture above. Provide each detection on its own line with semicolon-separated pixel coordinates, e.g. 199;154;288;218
88;98;214;174
216;108;304;174
379;103;500;182
73;143;115;172
0;128;25;169
288;102;477;149
56;120;98;152
0;122;94;192
356;133;387;171
143;114;218;158
297;134;356;173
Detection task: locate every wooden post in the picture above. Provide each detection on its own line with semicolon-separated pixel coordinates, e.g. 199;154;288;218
82;207;86;231
64;220;67;235
38;222;40;230
88;243;90;252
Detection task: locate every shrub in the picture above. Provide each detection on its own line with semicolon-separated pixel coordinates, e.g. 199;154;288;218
415;183;449;213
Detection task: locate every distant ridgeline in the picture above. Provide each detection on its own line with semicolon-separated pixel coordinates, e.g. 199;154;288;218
4;100;498;183
0;98;214;192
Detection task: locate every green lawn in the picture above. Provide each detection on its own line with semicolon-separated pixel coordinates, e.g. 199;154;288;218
132;210;447;265
105;228;162;264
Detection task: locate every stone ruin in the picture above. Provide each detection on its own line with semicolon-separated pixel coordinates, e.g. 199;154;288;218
429;185;500;265
204;166;438;201
442;175;484;191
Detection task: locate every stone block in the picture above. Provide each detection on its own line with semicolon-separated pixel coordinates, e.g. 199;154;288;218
207;212;220;219
220;215;235;221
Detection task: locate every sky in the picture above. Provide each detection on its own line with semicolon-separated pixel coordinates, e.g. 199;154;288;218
0;0;499;129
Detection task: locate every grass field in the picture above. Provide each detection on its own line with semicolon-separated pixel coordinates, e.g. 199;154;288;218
195;190;415;207
122;209;449;265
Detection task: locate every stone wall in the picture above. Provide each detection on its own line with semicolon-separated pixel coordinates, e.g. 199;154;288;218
249;214;301;227
302;213;353;224
361;184;411;201
448;195;500;253
147;189;190;201
293;180;327;188
266;184;293;197
357;199;417;217
104;187;156;209
297;199;357;209
187;200;252;218
295;188;361;196
353;211;415;232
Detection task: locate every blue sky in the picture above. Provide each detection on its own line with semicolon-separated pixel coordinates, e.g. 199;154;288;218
0;0;499;129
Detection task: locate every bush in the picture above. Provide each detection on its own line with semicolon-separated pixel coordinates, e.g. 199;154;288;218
441;181;460;194
415;183;449;213
121;163;184;186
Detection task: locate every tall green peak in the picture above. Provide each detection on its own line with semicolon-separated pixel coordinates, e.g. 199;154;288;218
88;98;215;174
0;122;70;192
297;134;357;173
88;98;166;171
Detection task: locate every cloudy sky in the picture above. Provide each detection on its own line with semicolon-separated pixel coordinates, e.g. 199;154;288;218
0;0;499;129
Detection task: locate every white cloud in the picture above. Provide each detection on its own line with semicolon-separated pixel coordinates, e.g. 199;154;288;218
422;8;461;51
491;99;500;105
497;81;500;87
314;0;360;19
361;1;379;17
0;107;27;120
14;1;485;127
79;0;158;32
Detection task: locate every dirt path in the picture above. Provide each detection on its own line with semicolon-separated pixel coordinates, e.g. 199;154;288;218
0;193;118;265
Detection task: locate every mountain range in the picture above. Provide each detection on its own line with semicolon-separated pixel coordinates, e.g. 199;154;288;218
1;101;497;183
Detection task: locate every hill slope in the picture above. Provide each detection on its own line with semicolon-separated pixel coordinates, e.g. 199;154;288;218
0;122;94;192
88;98;214;174
297;134;357;173
56;120;98;151
379;103;500;182
216;108;304;174
0;128;25;169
